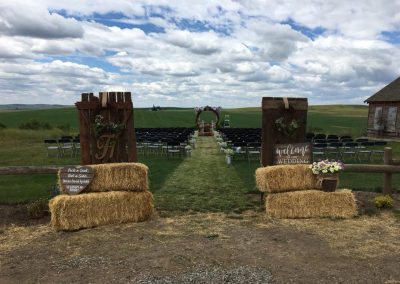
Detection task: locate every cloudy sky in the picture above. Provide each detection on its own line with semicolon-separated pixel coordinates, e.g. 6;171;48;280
0;0;399;107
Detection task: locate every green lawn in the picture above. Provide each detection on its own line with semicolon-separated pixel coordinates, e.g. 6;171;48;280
155;136;258;213
0;104;367;131
0;104;399;205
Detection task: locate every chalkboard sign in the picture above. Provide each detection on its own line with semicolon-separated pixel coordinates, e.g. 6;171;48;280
274;143;312;165
60;166;94;195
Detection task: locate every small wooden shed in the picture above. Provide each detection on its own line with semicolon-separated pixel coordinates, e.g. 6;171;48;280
365;77;400;138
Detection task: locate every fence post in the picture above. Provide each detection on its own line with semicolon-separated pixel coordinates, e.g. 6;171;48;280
383;147;392;195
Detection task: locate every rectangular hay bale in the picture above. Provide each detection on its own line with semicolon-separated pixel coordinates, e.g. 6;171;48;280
49;191;154;231
256;164;318;193
266;189;357;219
59;163;148;193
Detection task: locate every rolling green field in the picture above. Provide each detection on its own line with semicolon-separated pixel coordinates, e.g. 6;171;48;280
0;105;367;136
0;105;399;206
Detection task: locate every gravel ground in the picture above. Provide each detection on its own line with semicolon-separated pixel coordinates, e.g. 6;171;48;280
133;265;272;284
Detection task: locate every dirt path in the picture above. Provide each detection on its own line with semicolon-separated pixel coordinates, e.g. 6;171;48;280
1;210;400;283
156;136;257;212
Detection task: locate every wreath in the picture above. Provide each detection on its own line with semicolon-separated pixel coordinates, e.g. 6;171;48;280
93;115;125;137
274;104;300;137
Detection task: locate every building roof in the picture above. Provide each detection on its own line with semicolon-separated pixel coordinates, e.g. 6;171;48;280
365;76;400;103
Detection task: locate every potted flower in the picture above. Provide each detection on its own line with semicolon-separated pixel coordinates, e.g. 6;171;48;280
185;145;192;157
219;142;227;153
189;138;196;149
224;148;234;165
216;137;223;143
310;160;344;192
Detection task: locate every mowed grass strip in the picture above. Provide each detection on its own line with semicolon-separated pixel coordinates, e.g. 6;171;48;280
155;136;258;213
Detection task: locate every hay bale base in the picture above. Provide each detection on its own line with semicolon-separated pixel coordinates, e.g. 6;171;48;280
59;163;149;194
256;164;318;193
49;191;153;231
266;190;357;219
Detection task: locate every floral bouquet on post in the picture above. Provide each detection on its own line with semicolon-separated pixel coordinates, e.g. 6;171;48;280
310;160;344;191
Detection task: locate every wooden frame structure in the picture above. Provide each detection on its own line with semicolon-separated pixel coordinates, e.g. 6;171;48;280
261;97;308;166
75;92;137;165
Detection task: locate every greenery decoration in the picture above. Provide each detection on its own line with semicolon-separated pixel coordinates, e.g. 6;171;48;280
275;116;299;137
93;115;125;137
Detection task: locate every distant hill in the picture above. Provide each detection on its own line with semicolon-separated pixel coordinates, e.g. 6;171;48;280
0;104;71;110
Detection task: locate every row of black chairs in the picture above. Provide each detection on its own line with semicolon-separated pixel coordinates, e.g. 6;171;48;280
219;128;261;144
307;133;353;141
313;140;387;162
44;138;80;158
136;127;194;157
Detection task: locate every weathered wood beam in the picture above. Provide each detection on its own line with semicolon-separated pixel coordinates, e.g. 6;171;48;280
344;164;400;173
0;166;70;175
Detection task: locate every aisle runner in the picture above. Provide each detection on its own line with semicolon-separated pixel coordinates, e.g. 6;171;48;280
156;136;255;212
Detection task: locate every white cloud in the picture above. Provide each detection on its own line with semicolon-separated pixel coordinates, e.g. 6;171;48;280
0;1;83;39
0;0;399;106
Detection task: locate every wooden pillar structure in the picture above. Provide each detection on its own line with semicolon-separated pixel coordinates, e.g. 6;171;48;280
75;92;137;165
261;97;308;166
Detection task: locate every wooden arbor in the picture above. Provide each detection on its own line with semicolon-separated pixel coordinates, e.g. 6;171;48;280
195;106;221;136
261;97;308;166
75;92;137;165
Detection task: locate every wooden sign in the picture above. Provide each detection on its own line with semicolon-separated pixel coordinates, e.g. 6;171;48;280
261;97;308;166
274;143;312;165
60;166;94;195
75;92;137;165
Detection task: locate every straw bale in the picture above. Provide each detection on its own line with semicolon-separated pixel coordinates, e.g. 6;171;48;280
255;164;318;193
49;191;153;231
59;163;148;193
266;189;357;219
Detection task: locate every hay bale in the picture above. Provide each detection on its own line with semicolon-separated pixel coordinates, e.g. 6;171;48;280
59;163;148;194
266;189;357;219
49;191;153;231
255;164;318;193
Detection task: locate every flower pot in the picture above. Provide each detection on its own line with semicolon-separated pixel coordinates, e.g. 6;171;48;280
226;155;232;165
186;150;192;157
318;173;339;192
321;178;338;192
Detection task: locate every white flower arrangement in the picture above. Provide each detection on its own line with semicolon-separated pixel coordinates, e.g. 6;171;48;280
310;160;344;175
216;137;223;142
224;148;234;156
220;142;227;148
185;145;192;150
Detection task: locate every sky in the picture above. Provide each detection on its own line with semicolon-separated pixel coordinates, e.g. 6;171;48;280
0;0;399;107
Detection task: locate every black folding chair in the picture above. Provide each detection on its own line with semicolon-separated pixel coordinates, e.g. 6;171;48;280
44;139;61;158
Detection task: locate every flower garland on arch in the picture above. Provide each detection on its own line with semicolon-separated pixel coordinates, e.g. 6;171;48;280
194;106;222;114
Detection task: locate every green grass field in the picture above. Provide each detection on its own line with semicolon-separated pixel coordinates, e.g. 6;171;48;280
0;105;368;136
0;105;399;206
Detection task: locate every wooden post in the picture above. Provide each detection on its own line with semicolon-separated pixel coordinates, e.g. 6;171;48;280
383;147;392;195
76;93;93;165
125;92;137;162
261;97;308;166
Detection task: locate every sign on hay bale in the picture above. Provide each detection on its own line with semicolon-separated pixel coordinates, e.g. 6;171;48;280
59;166;94;195
274;143;311;165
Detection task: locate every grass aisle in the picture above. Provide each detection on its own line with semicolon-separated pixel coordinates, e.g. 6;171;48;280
155;136;258;213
